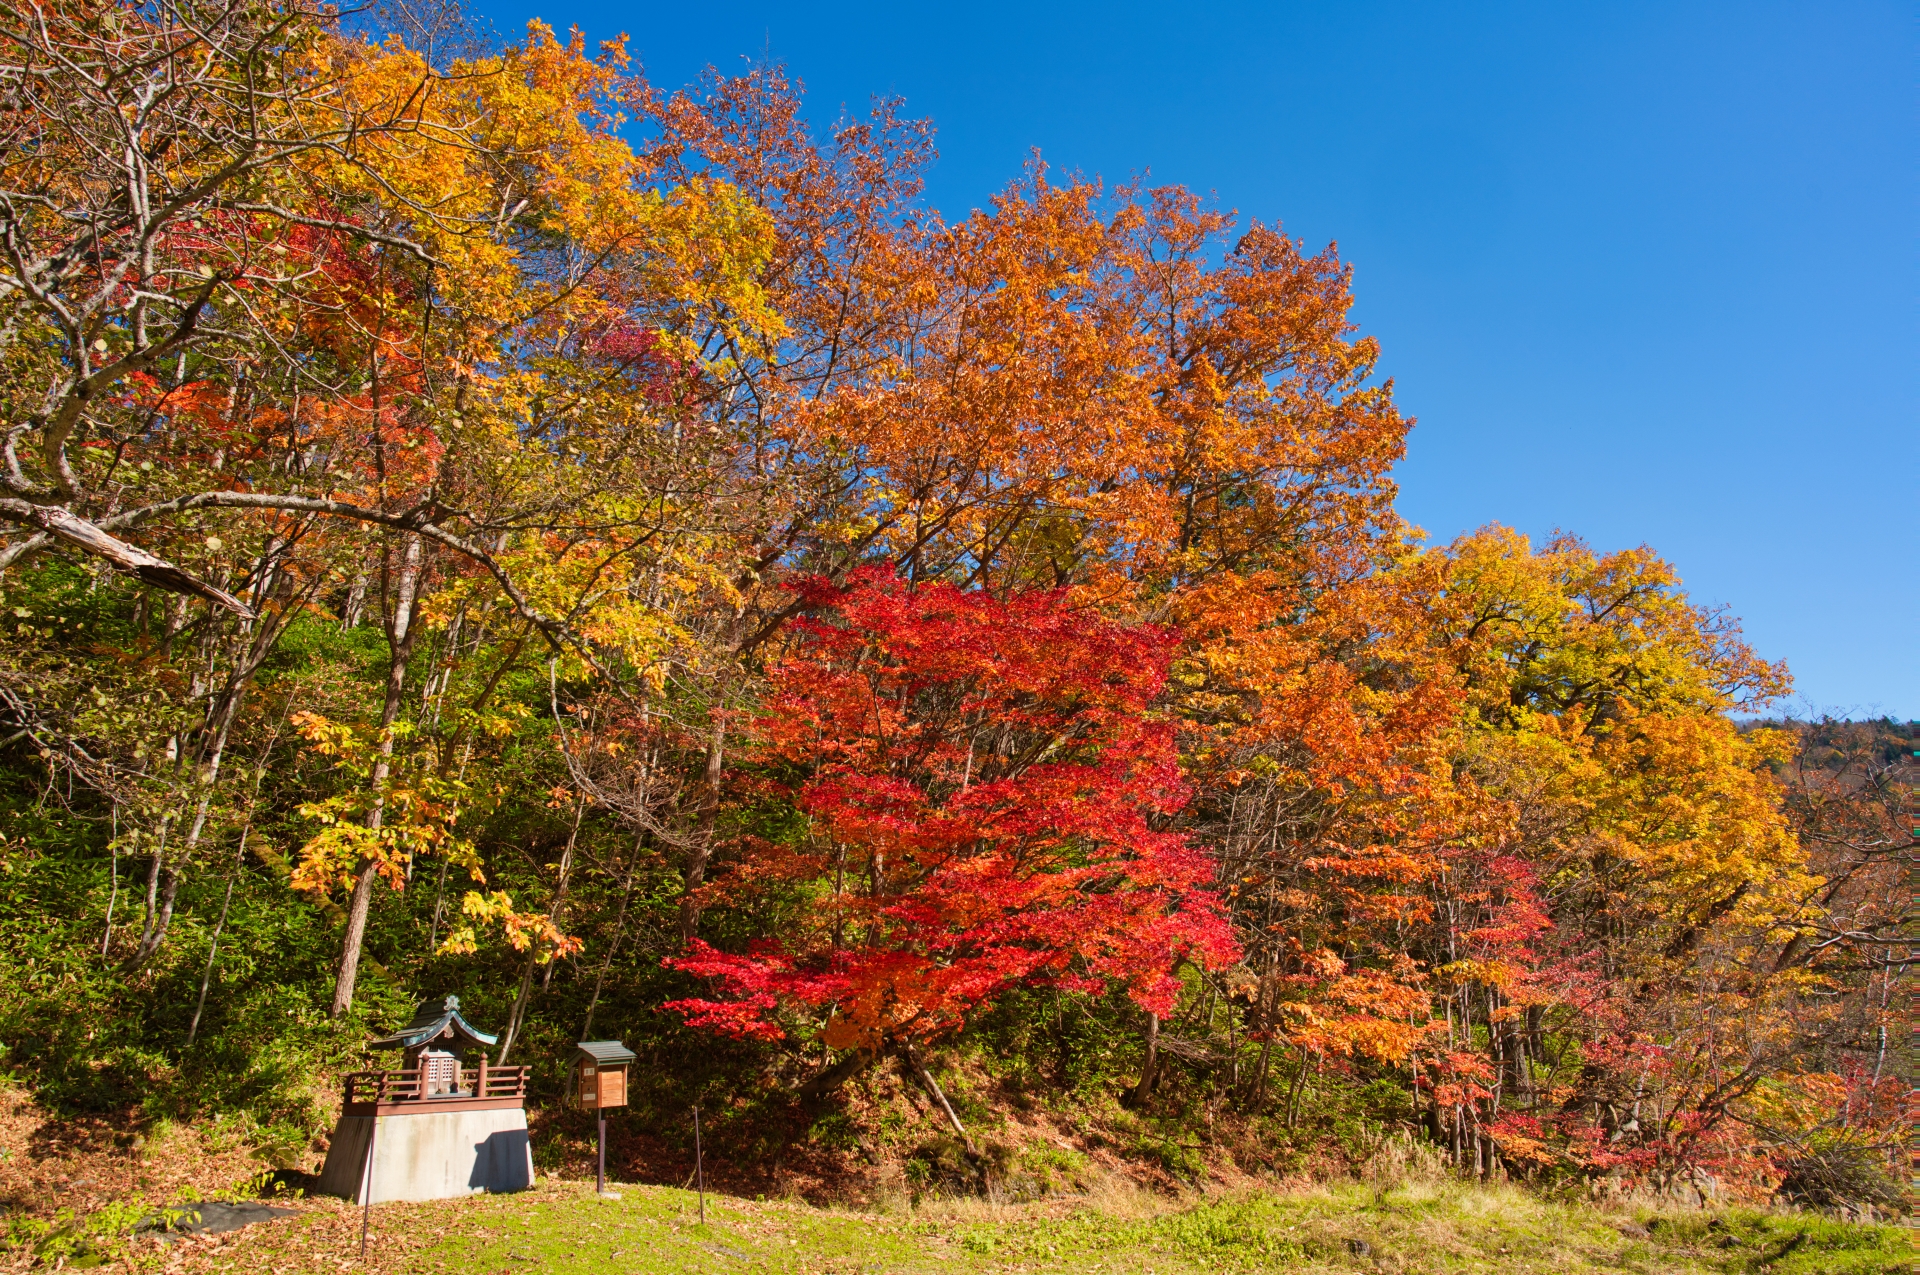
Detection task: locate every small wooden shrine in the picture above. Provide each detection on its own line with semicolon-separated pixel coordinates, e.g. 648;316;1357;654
317;995;534;1203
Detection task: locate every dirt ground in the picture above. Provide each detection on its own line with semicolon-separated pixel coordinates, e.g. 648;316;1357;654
0;1087;271;1221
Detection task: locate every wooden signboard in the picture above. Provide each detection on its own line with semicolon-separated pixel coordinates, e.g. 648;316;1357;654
574;1040;635;1111
575;1040;635;1198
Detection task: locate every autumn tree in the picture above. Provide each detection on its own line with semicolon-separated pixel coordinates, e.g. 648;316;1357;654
659;569;1236;1114
1394;528;1824;1185
0;1;780;1011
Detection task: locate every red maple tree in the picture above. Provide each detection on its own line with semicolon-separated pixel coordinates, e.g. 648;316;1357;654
665;569;1238;1061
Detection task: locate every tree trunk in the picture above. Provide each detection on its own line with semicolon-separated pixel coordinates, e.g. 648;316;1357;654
903;1043;976;1153
678;713;726;943
581;832;647;1041
185;875;235;1046
1285;1048;1310;1129
342;568;368;628
426;856;450;953
126;785;215;971
130;857;182;972
0;501;254;616
131;815;171;960
332;861;383;1018
185;722;281;1046
331;534;421;1018
101;804;121;955
1130;1011;1160;1106
124;550;307;972
495;948;540;1067
1250;1034;1275;1108
795;1048;877;1101
497;796;585;1063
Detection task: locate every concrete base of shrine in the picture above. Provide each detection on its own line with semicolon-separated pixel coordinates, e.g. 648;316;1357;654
317;1105;534;1202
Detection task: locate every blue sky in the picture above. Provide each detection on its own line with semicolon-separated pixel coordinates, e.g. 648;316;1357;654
482;0;1915;718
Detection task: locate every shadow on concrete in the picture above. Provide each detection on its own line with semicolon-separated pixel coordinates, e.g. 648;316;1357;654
470;1128;532;1192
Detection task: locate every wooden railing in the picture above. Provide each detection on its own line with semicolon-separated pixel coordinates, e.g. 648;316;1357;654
344;1062;528;1106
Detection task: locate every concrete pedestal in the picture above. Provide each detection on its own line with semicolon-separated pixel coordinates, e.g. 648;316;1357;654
318;1105;534;1202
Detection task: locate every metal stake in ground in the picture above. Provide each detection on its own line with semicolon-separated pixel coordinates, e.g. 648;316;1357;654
693;1104;705;1225
597;1106;607;1195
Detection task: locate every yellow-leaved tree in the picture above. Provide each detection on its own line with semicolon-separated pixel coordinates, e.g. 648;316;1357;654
1391;526;1821;1188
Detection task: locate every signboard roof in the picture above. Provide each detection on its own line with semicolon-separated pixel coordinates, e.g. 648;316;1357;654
575;1040;636;1065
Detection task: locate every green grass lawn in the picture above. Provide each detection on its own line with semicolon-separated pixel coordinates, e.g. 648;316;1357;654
58;1175;1907;1274
203;1177;1908;1275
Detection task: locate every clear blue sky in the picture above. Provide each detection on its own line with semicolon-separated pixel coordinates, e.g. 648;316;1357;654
481;0;1916;718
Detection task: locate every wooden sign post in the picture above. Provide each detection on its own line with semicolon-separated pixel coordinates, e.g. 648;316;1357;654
573;1041;635;1198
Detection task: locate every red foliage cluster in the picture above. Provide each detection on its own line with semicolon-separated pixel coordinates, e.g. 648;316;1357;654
665;569;1238;1049
586;320;699;406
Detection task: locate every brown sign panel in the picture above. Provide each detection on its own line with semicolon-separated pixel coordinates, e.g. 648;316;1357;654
576;1060;629;1109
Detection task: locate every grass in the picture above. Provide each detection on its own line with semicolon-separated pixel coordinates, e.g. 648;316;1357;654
121;1176;1913;1275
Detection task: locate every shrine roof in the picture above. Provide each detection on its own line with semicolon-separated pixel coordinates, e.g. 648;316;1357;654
367;995;499;1052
